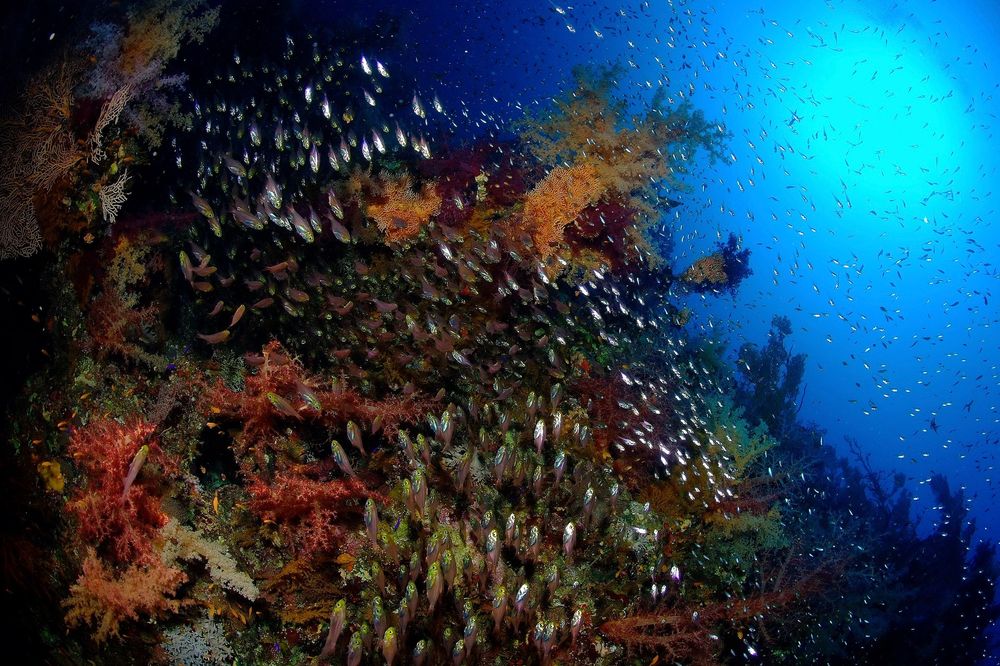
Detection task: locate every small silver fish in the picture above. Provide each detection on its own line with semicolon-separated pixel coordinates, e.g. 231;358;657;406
264;174;282;209
231;199;264;230
346;632;362;666
327;190;344;220
222;155;246;179
190;192;216;221
365;498;378;544
563;521;576;557
309;145;320;173
274;122;284;151
329;217;351;243
347;420;365;454
290;208;314;243
533;418;545;454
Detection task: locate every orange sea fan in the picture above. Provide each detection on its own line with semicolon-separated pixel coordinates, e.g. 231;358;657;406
367;172;442;243
522;162;604;258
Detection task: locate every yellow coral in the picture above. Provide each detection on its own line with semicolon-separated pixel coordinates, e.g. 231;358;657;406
521;68;725;263
521;162;604;258
38;460;65;493
366;172;442;243
107;235;153;307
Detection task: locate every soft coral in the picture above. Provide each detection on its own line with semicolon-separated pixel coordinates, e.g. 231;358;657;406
67;418;177;564
207;340;435;473
247;466;382;558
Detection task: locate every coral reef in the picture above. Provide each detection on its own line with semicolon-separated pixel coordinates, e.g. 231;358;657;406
0;12;995;666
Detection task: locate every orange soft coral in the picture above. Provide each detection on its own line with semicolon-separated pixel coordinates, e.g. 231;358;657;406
521;162;604;258
63;548;185;643
366;172;442;243
681;252;728;286
117;0;219;81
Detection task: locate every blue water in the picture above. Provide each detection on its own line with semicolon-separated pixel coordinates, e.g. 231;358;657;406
363;0;1000;544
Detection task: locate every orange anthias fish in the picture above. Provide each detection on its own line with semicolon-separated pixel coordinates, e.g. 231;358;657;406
230;304;246;328
197;330;231;344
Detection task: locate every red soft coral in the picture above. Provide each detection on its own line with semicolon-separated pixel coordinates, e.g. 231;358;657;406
207;340;435;472
67;418;177;564
248;467;382;558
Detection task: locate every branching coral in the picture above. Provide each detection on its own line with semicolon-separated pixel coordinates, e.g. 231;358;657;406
85;285;165;368
160;519;259;602
247;470;380;558
600;553;844;661
519;66;726;269
82;0;220;150
523;67;723;211
206;340;434;472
